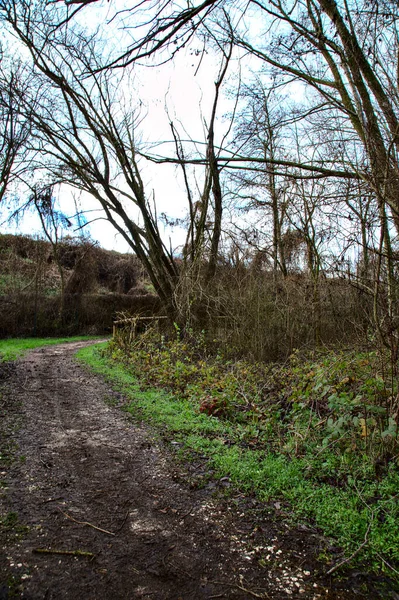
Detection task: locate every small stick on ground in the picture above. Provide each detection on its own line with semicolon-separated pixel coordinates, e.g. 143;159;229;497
179;504;198;521
136;473;152;486
326;521;372;576
114;509;130;533
209;580;269;599
33;548;94;558
233;583;269;599
375;552;399;576
41;497;64;504
58;509;115;536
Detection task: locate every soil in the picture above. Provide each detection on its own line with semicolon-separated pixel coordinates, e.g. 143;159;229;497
0;341;396;599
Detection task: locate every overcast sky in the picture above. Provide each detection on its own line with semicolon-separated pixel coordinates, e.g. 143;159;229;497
3;39;238;253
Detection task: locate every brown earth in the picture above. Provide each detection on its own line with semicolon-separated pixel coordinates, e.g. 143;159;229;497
0;341;395;599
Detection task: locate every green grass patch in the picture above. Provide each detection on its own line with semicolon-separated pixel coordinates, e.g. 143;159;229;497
0;510;29;539
0;336;105;362
78;341;399;583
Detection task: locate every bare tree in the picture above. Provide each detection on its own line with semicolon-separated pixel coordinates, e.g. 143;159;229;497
44;0;399;206
230;0;399;230
31;185;73;321
228;80;296;277
3;0;399;351
0;5;232;323
0;55;33;204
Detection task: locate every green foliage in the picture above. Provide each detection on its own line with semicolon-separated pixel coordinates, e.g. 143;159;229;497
78;339;399;583
1;511;19;529
0;336;102;362
0;511;29;539
275;349;397;466
0;274;28;294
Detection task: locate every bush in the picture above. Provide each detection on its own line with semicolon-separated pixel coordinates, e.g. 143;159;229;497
0;292;160;337
109;330;399;473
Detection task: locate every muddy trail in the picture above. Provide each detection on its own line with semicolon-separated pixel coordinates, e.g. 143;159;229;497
0;341;392;599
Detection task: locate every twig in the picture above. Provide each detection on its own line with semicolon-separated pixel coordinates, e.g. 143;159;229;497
179;504;198;520
114;509;130;533
33;548;94;558
210;580;269;598
41;497;64;504
58;509;115;536
234;583;269;599
39;454;52;469
136;473;152;486
21;385;45;392
375;552;399;576
326;521;372;575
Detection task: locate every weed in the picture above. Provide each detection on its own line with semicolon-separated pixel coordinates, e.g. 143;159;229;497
2;511;18;528
0;511;29;537
78;340;399;584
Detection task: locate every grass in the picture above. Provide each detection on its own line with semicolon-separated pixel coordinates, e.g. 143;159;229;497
78;341;399;585
0;511;28;534
0;336;105;362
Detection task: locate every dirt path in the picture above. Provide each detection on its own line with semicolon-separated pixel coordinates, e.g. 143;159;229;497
0;341;387;599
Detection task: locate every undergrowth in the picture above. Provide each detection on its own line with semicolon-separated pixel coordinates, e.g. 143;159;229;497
78;333;399;584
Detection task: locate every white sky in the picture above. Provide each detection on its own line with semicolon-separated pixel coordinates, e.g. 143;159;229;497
1;0;297;255
3;41;237;253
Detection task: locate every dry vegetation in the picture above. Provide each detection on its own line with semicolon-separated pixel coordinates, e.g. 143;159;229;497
0;233;160;337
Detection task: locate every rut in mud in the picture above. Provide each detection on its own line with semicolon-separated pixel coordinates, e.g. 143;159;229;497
0;341;390;599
